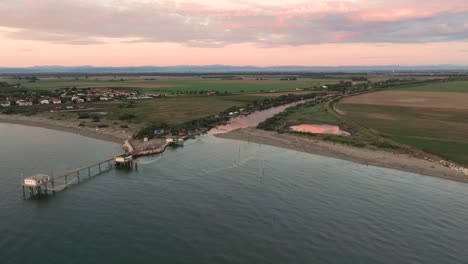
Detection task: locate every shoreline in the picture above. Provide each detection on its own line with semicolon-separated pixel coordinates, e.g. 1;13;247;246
3;113;467;183
215;128;468;182
0;114;127;144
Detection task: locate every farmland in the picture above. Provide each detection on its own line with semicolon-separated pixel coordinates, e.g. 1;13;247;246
14;92;320;137
275;102;340;126
1;74;448;94
101;95;264;125
392;80;468;92
37;94;267;127
256;99;397;149
1;76;338;93
342;91;468;109
338;90;468;166
3;74;467;162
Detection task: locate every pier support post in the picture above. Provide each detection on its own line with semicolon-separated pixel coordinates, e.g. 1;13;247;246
65;175;68;188
88;167;91;177
77;171;80;183
52;180;55;195
99;163;101;173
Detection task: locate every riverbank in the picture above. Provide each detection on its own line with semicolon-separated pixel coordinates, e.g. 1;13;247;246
215;128;468;182
4;107;467;183
0;114;133;144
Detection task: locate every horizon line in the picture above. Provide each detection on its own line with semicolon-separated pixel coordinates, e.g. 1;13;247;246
1;64;468;68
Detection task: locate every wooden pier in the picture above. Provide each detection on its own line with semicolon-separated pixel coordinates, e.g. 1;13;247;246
21;135;187;199
22;157;117;199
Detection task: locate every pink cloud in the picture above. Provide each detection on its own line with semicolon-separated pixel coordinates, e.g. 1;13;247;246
0;0;466;63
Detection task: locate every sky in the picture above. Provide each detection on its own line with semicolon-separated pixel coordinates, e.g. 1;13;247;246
0;0;467;67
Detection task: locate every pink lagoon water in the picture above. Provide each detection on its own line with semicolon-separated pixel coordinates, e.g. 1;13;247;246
290;124;351;136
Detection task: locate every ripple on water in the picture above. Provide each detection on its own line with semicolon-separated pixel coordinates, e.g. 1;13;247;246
1;124;468;263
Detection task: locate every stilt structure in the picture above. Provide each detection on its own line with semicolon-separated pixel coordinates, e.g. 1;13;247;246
22;174;53;199
115;154;134;168
22;157;118;199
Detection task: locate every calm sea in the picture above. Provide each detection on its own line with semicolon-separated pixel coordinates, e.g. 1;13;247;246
1;123;468;264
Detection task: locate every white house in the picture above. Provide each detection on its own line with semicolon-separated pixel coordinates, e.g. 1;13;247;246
0;101;11;107
52;99;62;104
23;174;51;187
40;99;50;105
17;100;32;106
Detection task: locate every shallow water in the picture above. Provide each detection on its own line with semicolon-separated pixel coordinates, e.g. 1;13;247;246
1;123;468;264
290;124;351;136
209;101;305;134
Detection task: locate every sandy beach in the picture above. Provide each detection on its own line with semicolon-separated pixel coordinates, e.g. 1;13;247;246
0;114;134;144
2;113;467;182
215;128;468;182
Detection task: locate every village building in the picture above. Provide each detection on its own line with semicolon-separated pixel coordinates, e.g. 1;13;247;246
0;100;11;107
17;100;33;106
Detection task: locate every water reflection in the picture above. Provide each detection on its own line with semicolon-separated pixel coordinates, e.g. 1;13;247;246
209;101;305;134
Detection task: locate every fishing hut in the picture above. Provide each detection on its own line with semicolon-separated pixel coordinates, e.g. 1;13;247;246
115;154;134;168
22;174;54;198
22;157;117;199
166;136;184;147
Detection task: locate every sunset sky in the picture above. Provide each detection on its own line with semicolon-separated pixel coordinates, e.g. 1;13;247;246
0;0;467;67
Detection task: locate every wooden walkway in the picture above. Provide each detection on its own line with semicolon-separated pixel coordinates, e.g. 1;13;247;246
22;136;185;199
22;155;123;199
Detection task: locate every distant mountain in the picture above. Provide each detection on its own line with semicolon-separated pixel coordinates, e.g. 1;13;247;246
0;65;467;74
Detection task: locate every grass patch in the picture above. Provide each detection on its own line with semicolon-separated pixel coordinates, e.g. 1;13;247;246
394;137;468;166
105;95;264;125
323;135;366;147
339;102;468;166
8;77;337;93
118;113;137;121
282;102;340;125
392;80;468;93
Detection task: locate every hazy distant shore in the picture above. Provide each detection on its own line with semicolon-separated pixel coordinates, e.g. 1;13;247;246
216;128;468;182
0;114;129;144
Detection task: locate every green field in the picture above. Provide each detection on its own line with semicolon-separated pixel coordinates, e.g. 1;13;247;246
105;95;262;125
4;77;336;93
39;94;265;126
256;100;393;148
338;103;468;166
281;103;340;125
393;80;468;93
